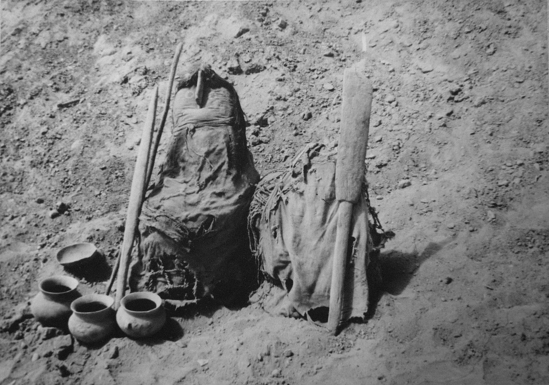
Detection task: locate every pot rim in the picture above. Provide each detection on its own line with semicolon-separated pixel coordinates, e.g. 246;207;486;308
71;294;114;314
120;292;163;315
39;275;79;295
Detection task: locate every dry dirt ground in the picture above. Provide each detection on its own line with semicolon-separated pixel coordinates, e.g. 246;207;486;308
1;0;548;384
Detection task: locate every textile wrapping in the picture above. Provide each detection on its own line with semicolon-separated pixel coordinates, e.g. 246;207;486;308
248;144;373;320
134;65;259;301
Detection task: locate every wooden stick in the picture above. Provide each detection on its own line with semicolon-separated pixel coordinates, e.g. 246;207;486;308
145;43;183;188
195;69;205;107
107;44;182;299
105;250;120;296
328;68;372;335
114;86;158;308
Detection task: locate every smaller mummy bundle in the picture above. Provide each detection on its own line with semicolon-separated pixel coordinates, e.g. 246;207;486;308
248;143;379;320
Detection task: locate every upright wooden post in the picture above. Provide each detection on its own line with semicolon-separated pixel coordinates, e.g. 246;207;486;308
328;69;372;335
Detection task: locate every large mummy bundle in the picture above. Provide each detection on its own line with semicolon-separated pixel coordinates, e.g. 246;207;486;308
133;65;260;302
248;143;384;321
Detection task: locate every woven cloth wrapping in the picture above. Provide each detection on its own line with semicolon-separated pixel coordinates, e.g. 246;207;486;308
134;65;259;301
248;143;373;320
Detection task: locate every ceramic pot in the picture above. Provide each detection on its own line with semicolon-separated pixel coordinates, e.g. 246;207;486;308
57;243;101;268
116;292;166;338
68;294;116;344
30;275;80;328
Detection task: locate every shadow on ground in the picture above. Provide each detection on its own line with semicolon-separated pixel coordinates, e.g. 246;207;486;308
135;318;186;346
364;241;445;320
381;241;444;295
63;253;112;283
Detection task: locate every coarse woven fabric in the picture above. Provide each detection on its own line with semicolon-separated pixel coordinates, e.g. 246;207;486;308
134;65;259;300
248;143;373;320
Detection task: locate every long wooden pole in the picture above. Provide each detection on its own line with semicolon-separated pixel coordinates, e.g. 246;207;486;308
106;44;182;298
145;43;183;188
328;69;372;335
114;86;158;308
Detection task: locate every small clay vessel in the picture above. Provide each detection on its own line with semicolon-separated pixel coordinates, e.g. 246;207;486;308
30;275;80;328
116;292;166;338
68;294;116;344
57;242;100;268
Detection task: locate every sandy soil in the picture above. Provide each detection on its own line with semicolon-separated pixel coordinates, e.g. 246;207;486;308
1;0;548;384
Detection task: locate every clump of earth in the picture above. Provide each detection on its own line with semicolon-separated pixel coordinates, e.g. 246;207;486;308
1;1;548;384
